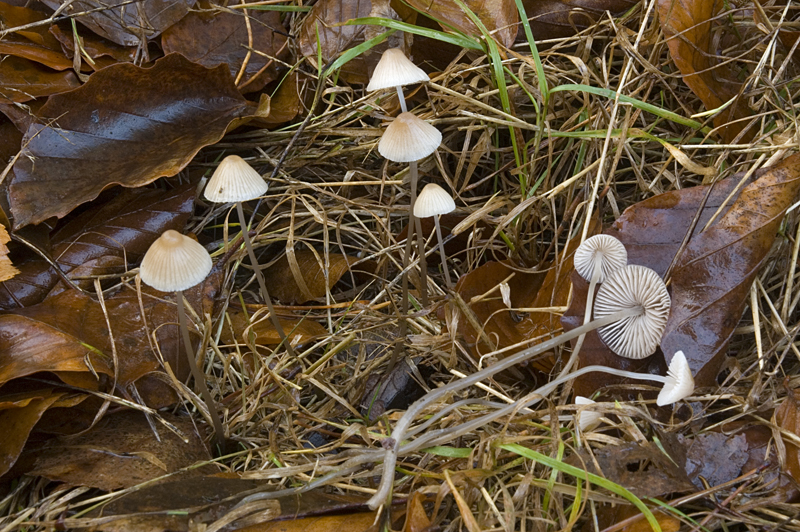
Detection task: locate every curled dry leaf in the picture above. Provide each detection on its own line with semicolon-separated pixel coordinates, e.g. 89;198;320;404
405;0;519;48
39;0;195;47
0;183;195;309
657;0;753;142
29;410;215;490
0;224;19;283
264;249;376;305
162;8;288;93
0;2;73;70
10;54;250;228
521;0;637;40
0;55;79;104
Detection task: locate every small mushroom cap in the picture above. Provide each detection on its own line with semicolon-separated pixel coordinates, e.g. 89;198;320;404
574;234;627;283
367;48;429;92
414;183;455;218
204;155;268;203
656;351;695;406
140;230;213;292
378;112;441;162
593;265;671;359
575;396;602;431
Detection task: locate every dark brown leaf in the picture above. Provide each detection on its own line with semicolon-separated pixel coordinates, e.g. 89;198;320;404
39;0;195;47
162;8;288;93
249;71;302;129
0;183;195;309
0;55;79;104
657;0;753;142
30;410;215;490
0;2;73;70
521;0;637;40
222;309;328;347
661;153;800;386
264;250;376;305
10;54;249;228
49;23;137;64
406;0;518;48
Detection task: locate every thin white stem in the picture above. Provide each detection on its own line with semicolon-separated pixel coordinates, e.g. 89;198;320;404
396;86;407;113
557;259;603;380
434;215;452;288
367;305;649;510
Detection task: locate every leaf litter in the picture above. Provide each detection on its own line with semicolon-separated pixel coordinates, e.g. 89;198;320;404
0;0;799;531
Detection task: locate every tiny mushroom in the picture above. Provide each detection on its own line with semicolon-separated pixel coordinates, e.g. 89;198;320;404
367;47;429;113
414;183;456;288
378;112;442;163
140;230;225;450
593;264;671;359
575;396;602;432
656;351;695;406
204;155;295;358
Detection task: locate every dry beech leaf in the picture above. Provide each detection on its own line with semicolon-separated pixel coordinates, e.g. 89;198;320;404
0;2;73;70
593;504;681;532
162;8;288;93
405;0;518;48
657;0;752;142
0;55;79;104
29;410;215;490
0;389;84;477
403;491;432;532
222;309;328;347
10;54;250;228
39;0;195;47
776;386;800;484
264;250;376;305
0;184;195;309
0;224;19;283
49;23;137;64
521;0;637;40
660;153;800;386
249;72;303;129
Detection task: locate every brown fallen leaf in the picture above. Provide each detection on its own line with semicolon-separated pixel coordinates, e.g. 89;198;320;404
39;0;195;47
403;491;432;532
657;0;753;142
0;389;85;477
405;0;518;48
49;23;137;64
0;183;195;309
0;2;73;70
222;308;328;347
590;504;681;532
0;224;18;283
29;410;215;490
248;71;303;129
264;250;376;305
0;55;80;104
9;54;250;228
776;384;800;485
162;7;288;93
661;153;800;386
521;0;637;41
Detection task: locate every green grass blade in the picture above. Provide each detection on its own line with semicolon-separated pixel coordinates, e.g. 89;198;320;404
499;443;662;532
345;17;482;50
322;29;395;78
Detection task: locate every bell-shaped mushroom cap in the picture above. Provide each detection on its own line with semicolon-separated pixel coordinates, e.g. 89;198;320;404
593;265;671;359
378;112;441;162
575;396;602;431
367;48;429;92
414;183;456;218
656;351;695;406
574;234;627;283
140;230;213;292
204;155;268;203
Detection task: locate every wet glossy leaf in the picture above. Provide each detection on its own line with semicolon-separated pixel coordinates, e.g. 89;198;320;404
264;250;376;305
9;54;250;228
521;0;637;40
0;55;79;104
660;153;800;386
0;2;73;70
39;0;195;47
0;184;195;309
657;0;752;142
683;432;749;488
30;410;214;490
162;8;288;93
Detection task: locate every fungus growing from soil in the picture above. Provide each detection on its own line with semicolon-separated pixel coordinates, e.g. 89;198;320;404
140;229;225;450
204;155;295;358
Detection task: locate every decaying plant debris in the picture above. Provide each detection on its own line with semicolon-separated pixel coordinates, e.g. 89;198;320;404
1;0;799;531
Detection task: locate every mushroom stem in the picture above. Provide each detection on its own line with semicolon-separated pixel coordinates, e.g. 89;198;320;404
235;202;296;358
177;290;226;452
409;161;428;307
433;214;452;289
395;86;408;113
557;260;603;380
367;304;645;510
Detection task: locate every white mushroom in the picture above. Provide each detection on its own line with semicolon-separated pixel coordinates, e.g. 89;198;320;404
415;183;456;289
